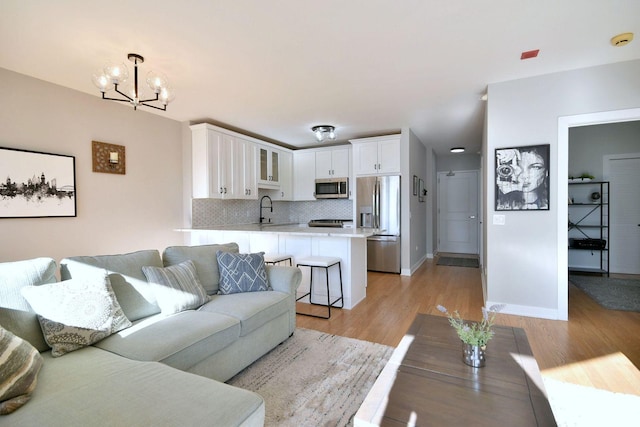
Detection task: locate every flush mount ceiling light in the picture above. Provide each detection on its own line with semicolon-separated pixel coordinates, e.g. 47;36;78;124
611;32;634;47
92;53;174;111
450;147;465;153
311;125;337;143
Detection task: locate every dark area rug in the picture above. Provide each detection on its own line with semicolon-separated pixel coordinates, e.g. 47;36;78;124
436;256;479;268
569;275;640;312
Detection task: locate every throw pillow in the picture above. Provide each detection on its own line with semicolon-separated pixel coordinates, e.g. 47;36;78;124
142;260;209;315
216;251;269;295
0;326;43;415
21;274;132;357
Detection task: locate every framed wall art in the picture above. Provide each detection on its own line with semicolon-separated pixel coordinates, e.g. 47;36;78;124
495;144;549;211
0;147;76;218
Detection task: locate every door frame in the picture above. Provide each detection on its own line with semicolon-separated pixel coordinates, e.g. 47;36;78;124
558;107;640;320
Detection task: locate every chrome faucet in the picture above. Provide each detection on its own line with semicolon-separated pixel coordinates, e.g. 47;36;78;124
259;195;273;224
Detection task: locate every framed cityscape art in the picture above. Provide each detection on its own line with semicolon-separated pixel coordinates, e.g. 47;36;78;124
0;147;76;218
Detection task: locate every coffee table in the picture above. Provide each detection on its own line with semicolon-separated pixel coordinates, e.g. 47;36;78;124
355;313;556;426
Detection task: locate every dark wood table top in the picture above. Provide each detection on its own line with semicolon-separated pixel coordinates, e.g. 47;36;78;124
381;314;556;426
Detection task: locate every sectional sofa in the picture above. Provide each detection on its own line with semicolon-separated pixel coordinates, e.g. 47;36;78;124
0;242;302;426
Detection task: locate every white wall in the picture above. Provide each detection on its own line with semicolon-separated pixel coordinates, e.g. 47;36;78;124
485;59;640;320
0;68;185;263
403;128;428;273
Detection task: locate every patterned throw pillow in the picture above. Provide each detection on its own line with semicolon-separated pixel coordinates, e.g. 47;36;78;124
21;275;132;357
216;251;269;295
0;326;43;415
142;260;209;314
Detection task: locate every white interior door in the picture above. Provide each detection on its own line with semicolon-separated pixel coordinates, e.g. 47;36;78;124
605;154;640;274
437;170;479;254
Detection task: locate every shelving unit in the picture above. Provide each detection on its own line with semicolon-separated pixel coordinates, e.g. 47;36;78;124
568;181;609;276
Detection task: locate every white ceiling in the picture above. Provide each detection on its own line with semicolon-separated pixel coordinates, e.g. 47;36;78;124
1;1;639;154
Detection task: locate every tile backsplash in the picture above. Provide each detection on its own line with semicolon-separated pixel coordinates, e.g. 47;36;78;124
192;190;353;228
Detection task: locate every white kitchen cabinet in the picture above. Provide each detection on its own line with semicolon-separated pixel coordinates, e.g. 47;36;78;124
258;145;280;188
191;124;259;200
315;147;350;179
293;150;316;201
270;150;292;200
351;135;400;176
191;127;234;199
234;138;257;199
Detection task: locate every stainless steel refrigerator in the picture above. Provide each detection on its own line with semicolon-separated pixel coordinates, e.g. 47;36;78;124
356;175;401;273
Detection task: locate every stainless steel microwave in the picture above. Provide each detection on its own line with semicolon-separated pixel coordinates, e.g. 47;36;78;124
315;178;349;199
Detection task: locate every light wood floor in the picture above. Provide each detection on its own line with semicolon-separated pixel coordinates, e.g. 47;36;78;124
296;257;640;396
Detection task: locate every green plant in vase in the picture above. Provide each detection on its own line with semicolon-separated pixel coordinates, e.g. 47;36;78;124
437;304;504;367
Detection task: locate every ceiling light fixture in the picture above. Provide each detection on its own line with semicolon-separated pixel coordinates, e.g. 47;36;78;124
610;32;634;47
311;125;337;143
92;53;174;111
450;147;465;153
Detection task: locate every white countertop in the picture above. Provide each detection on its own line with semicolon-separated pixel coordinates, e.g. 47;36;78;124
178;223;380;238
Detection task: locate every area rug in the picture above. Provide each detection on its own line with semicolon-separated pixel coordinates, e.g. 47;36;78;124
227;328;393;427
436;256;479;268
569;275;640;312
543;377;640;426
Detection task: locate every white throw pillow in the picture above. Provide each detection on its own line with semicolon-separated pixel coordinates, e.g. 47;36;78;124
21;274;132;357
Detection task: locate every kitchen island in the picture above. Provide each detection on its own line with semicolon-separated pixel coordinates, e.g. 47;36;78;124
180;224;378;309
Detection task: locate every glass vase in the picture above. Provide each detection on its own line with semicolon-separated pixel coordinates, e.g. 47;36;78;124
462;342;486;367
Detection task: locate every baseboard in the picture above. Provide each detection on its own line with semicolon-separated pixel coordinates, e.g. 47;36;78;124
485;300;564;320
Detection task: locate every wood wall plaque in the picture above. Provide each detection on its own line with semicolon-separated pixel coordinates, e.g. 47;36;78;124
92;141;125;175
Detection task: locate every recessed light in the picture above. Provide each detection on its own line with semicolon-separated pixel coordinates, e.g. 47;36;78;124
611;32;633;47
451;147;465;153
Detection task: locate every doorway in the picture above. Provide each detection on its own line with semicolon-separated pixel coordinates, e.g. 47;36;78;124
437;170;479;254
558;107;640;320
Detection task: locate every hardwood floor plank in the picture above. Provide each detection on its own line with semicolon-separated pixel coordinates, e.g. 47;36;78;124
296;259;640;395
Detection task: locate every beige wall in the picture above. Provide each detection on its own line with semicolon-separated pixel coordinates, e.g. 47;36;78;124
0;68;185;263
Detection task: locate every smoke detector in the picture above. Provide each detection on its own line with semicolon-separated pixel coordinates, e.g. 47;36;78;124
611;32;634;47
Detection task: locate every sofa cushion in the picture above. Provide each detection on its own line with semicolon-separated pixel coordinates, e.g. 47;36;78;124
0;257;57;351
141;260;209;315
21;275;132;357
94;310;241;371
217;251;269;295
199;291;290;337
60;249;163;322
0;326;43;415
0;346;265;427
162;243;239;295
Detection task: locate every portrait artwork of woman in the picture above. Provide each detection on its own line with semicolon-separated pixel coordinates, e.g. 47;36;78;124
495;144;550;211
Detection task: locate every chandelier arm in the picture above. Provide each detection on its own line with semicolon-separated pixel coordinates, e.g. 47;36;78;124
138;102;167;111
113;85;134;102
138;93;160;103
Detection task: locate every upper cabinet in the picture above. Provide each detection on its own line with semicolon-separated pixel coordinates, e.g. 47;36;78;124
191;124;292;200
350;135;401;176
293;150;316;201
315;147;350;179
191;126;235;199
258;145;281;189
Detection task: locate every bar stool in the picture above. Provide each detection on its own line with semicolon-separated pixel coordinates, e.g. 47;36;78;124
263;253;293;266
295;256;343;319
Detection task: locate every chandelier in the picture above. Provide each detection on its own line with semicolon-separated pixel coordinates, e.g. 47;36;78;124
311;125;336;143
92;53;174;111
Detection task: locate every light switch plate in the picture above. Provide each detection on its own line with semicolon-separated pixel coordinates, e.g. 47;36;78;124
493;214;506;225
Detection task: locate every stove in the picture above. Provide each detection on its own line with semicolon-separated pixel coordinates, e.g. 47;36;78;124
307;219;352;228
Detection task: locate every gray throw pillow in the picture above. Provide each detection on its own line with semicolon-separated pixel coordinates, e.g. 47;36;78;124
0;326;43;415
142;260;209;314
216;251;269;295
21;274;132;357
